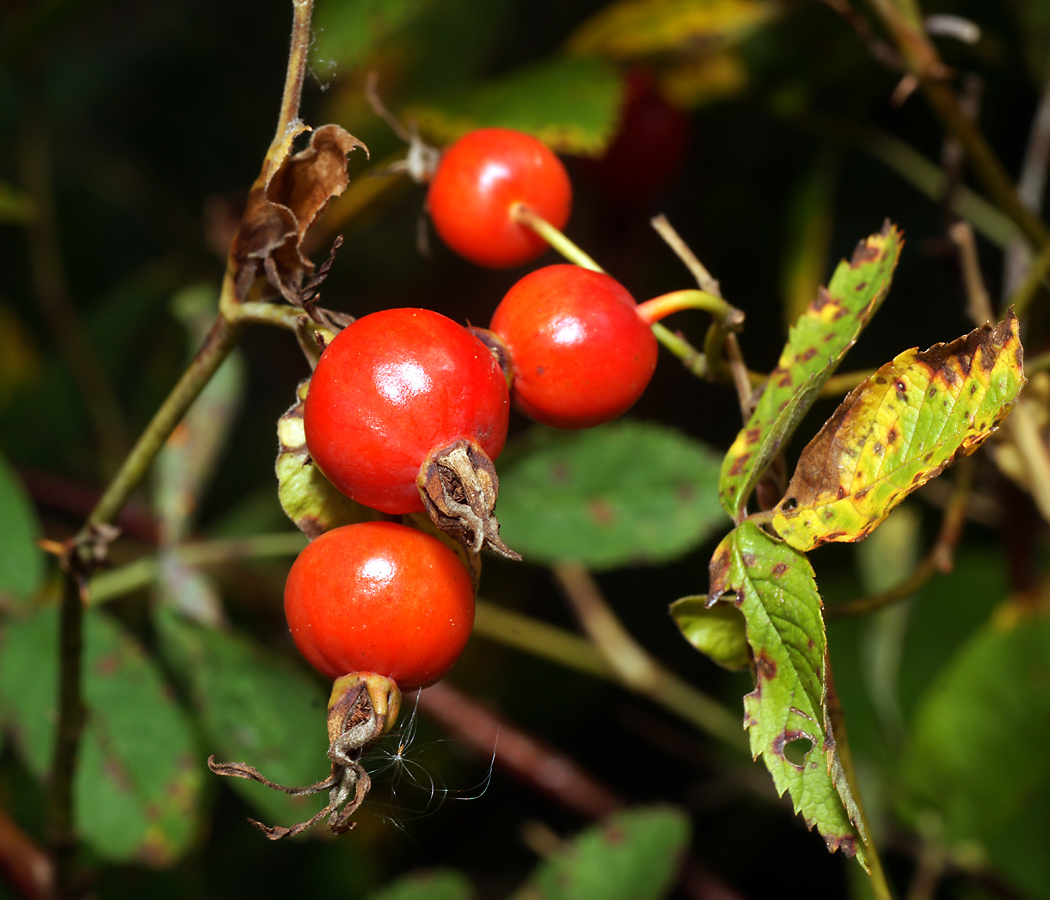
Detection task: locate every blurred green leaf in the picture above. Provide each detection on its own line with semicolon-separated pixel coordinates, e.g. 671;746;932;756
0;608;201;865
0;452;45;605
155;285;246;545
154;606;332;828
312;0;434;74
410;56;622;155
567;0;777;60
900;608;1050;899
706;523;868;868
670;595;750;670
367;869;476;900
512;806;690;900
720;223;902;519
497;421;724;570
780;153;837;330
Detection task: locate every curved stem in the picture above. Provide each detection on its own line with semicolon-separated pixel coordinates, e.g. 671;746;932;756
636;289;742;328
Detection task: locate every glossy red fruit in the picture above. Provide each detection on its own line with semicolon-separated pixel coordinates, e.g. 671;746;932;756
284;521;475;689
304;308;509;514
427;128;572;269
488;265;658;429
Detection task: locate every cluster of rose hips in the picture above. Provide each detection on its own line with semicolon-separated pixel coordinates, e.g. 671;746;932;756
220;125;688;838
285;127;663;703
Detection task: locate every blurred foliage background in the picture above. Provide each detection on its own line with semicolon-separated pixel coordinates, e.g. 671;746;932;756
1;0;1049;898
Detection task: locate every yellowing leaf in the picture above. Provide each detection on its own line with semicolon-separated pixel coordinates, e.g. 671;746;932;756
567;0;777;60
410;56;622;156
707;523;869;867
719;223;903;519
772;313;1025;552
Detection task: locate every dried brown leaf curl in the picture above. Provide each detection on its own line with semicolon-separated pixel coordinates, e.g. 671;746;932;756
231;125;366;304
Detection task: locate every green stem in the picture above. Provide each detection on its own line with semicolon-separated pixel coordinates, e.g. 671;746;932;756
88;532;309;604
81;310;246;535
826;659;894;899
650;323;709;378
511;203;603;272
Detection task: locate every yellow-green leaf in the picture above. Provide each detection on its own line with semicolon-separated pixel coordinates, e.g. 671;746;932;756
567;0;777;60
719;223;903;519
276;379;375;538
670;595;750;670
772;313;1025;552
707;523;869;867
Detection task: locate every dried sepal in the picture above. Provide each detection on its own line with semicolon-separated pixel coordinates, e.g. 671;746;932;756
417;438;520;560
208;672;401;839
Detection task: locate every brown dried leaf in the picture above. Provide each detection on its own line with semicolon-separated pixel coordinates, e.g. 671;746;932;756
231;125;366;303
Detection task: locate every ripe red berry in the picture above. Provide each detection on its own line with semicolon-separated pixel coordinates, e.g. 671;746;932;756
284;521;475;689
487;265;658;429
427;128;572;269
303;308;510;515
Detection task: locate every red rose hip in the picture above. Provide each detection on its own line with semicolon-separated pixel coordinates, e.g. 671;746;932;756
427;128;572;269
488;265;658;429
284;521;475;689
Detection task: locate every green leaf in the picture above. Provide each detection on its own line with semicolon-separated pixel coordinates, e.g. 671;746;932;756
772;312;1025;551
567;0;777;60
669;595;750;670
707;523;868;868
900;608;1050;900
154;606;331;828
0;451;44;605
0;608;201;865
409;56;622;156
277;378;376;539
367;870;476;900
497;421;725;570
512;806;690;900
720;222;903;518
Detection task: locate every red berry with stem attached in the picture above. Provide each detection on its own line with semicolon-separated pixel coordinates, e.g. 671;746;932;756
486;265;658;429
284;521;475;689
427;128;572;269
304;308;509;514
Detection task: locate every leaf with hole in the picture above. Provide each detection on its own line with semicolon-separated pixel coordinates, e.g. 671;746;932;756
772;312;1024;552
719;223;903;519
706;523;868;868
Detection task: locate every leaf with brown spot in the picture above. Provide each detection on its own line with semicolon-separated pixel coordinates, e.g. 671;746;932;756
701;523;869;868
719;223;903;519
772;313;1025;552
231;124;366;303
